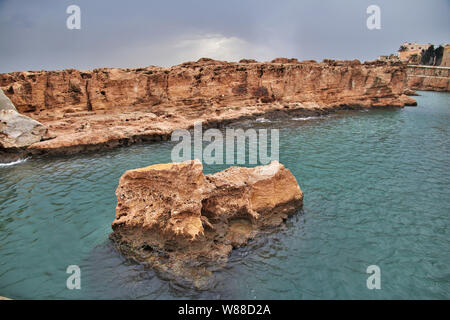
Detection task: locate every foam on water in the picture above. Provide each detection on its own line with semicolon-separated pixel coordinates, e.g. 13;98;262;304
0;158;28;167
292;116;320;121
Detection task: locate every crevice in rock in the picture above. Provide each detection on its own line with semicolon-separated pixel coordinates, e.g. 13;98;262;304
85;80;92;111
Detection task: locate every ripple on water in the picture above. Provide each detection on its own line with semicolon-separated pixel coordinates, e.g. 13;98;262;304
0;91;449;299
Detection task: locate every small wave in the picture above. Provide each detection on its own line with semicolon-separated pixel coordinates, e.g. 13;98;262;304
255;118;271;123
0;158;29;167
292;116;320;121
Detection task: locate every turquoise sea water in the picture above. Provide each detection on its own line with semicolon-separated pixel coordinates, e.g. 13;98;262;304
0;91;449;299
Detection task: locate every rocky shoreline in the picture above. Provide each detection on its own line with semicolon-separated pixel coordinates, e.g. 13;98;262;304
110;160;303;287
0;58;416;163
406;65;450;92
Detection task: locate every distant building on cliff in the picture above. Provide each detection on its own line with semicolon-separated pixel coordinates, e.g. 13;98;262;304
398;42;432;62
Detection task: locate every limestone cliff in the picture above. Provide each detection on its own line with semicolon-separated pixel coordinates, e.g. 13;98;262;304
0;58;414;113
0;58;417;157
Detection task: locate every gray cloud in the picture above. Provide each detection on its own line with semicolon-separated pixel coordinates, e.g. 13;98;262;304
0;0;448;72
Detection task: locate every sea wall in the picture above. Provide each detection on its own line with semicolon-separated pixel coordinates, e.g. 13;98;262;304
406;65;450;92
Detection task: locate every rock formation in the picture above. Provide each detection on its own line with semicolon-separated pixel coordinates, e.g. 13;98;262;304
110;160;303;286
0;88;17;111
0;59;415;114
0;89;48;152
0;109;48;149
0;58;417;157
406;65;450;92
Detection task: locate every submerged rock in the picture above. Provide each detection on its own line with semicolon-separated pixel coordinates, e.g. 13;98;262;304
110;160;303;286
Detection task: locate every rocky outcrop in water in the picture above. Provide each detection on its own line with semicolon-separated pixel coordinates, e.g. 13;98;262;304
0;89;48;151
110;160;303;285
0;58;416;156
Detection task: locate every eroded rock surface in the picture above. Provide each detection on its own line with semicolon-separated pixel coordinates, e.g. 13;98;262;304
110;160;303;285
0;89;48;150
0;58;416;156
406;65;450;92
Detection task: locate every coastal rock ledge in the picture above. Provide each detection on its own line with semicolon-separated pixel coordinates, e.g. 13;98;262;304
110;160;302;285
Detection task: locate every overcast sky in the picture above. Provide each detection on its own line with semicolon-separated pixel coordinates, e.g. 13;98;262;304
0;0;448;73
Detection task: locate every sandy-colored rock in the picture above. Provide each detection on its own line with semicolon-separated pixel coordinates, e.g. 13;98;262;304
404;88;419;96
110;160;302;285
0;58;417;156
0;59;412;114
398;94;418;106
112;160;206;241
